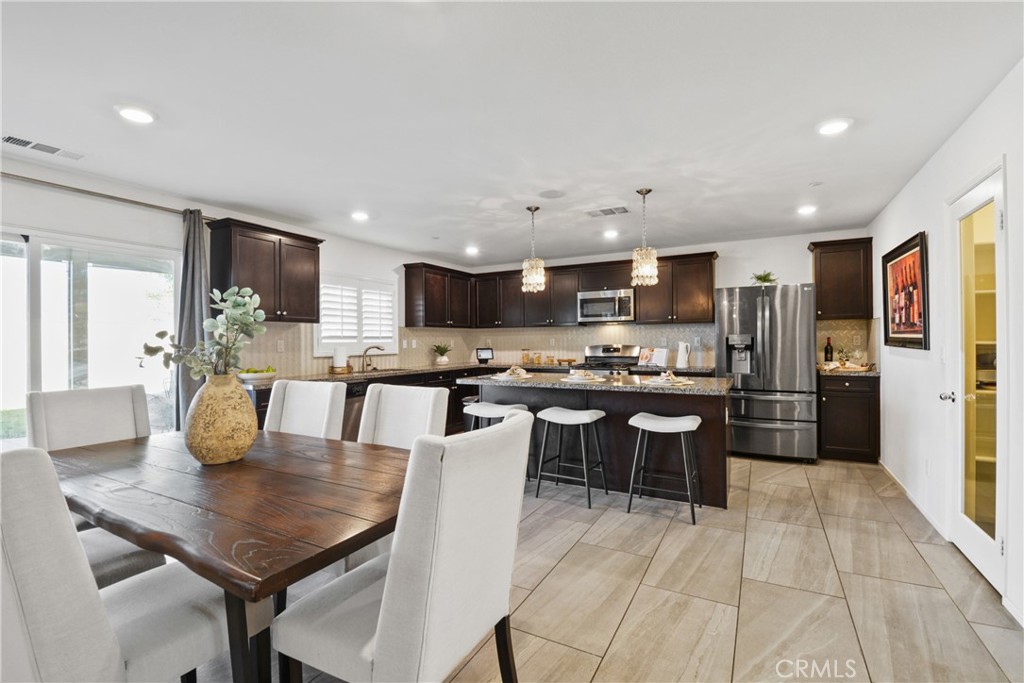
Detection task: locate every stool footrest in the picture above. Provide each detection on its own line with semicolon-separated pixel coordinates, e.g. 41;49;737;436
632;483;699;500
537;473;589;485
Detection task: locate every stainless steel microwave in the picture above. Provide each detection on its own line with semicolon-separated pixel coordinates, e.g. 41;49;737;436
577;288;634;323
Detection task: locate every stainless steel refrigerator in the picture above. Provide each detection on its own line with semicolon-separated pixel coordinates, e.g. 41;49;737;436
716;284;818;461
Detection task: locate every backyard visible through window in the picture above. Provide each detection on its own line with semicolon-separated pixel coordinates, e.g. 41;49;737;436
1;236;177;447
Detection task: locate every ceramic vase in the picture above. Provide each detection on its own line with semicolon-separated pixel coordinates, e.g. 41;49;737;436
435;355;450;365
184;374;257;465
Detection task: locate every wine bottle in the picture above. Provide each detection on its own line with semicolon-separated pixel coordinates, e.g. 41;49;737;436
824;337;834;362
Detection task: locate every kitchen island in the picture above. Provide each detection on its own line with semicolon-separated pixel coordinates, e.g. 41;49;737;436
458;373;733;507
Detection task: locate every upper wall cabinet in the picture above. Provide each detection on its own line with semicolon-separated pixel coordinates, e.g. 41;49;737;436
523;269;580;327
209;218;323;323
404;264;472;328
808;238;873;319
635;252;718;323
579;263;631;291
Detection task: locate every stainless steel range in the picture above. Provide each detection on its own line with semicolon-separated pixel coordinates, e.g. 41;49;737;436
574;345;642;376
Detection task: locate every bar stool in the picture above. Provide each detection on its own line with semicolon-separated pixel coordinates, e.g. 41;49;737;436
464;401;529;430
534;407;608;509
626;413;703;524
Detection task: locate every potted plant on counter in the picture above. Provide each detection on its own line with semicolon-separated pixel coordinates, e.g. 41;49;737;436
141;286;267;465
431;343;452;366
751;271;779;285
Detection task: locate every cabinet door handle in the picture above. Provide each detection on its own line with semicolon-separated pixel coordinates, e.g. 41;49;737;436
844;382;850;387
282;311;287;316
818;310;822;315
822;397;827;402
276;310;281;315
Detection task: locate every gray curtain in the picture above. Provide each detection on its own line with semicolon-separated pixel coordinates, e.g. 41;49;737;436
175;209;210;428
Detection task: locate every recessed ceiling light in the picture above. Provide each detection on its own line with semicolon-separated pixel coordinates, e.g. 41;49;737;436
797;205;818;216
351;211;369;221
116;106;156;124
603;229;619;239
465;246;479;255
816;118;853;136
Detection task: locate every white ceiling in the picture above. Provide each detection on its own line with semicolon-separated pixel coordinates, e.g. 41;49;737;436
2;2;1021;267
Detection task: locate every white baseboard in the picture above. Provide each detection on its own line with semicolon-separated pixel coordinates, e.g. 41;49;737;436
878;460;950;541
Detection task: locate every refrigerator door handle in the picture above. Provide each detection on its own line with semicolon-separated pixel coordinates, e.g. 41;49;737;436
730;419;816;431
731;392;815;401
763;293;772;385
755;295;765;382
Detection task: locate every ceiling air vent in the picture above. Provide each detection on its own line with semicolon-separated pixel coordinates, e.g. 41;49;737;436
586;206;629;218
2;134;86;161
2;135;32;147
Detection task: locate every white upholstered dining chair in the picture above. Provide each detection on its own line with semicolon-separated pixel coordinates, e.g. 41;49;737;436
25;385;167;587
356;383;448;450
264;380;347;439
1;447;274;683
343;383;449;572
272;410;534;683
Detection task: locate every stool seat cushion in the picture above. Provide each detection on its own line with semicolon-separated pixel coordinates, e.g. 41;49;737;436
464;402;528;419
628;413;701;434
537;407;606;425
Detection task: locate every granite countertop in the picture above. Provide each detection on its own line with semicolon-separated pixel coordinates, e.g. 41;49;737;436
818;365;881;377
631;365;716;375
458;372;733;396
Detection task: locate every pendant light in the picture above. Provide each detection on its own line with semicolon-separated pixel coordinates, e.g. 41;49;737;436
631;188;659;286
521;205;546;292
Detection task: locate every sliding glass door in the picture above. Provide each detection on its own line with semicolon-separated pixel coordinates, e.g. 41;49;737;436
1;233;178;447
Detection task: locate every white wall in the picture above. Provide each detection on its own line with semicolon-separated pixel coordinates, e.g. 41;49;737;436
867;60;1023;622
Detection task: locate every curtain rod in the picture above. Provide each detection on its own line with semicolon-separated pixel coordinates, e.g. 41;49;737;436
1;172;219;222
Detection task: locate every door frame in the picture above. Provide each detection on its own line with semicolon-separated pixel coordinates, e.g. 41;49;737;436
945;166;1008;591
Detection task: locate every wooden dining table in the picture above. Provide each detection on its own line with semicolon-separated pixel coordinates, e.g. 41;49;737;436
49;430;409;683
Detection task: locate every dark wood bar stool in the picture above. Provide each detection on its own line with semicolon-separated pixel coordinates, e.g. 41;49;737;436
626;413;703;523
534;407;608;509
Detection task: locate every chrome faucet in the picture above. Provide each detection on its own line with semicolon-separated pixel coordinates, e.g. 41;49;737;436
361;345;385;372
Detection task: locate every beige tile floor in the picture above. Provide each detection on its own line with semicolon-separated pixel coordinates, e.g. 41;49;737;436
199;457;1022;683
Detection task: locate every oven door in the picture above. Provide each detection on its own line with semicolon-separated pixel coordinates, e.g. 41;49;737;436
578;289;634;322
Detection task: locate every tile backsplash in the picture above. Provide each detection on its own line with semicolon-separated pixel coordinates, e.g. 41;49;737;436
243;318;879;377
815;319;878;365
398;323;717;368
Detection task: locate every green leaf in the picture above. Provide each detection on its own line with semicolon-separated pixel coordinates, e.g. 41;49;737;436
238;287;253;297
142;343;163;357
202;319;219;332
155;330;169;339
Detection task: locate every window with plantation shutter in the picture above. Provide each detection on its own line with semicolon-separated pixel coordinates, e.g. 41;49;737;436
315;275;397;356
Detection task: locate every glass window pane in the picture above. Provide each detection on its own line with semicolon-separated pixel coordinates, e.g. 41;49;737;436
960;201;997;539
1;237;28;447
41;243;177;433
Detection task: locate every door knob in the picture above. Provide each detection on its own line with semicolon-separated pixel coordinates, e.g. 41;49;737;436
939;392;957;403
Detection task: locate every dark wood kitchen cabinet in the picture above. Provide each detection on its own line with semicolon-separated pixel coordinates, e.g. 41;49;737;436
498;274;525;327
473;276;500;328
808;238;872;319
209;218;323;323
579;263;631;291
524;269;580;327
818;374;880;462
404;264;472;328
470;272;524;328
635;252;717;323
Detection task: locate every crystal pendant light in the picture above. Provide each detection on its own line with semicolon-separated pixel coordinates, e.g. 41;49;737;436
521;206;546;292
631;188;659;286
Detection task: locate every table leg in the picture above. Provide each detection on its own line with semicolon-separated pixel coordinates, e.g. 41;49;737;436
250;630;271;683
225;592;253;683
274;589;288;683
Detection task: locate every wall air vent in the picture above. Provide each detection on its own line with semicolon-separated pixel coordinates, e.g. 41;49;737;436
586;206;629;218
2;134;85;160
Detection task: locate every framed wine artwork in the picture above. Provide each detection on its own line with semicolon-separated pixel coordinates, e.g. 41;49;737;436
882;231;929;349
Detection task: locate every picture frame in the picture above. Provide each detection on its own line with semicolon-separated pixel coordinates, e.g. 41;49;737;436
882;231;929;349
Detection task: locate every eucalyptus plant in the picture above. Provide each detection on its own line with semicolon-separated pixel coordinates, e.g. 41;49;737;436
141;286;267;379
